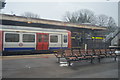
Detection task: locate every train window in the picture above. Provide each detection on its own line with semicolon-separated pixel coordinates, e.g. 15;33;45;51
38;34;42;42
50;35;58;43
64;35;68;43
44;35;49;42
23;34;35;42
5;33;19;42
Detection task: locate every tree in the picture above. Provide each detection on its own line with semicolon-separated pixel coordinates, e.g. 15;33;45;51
107;17;117;33
107;17;116;27
96;14;108;26
63;9;117;28
63;9;96;25
64;11;78;23
21;12;40;19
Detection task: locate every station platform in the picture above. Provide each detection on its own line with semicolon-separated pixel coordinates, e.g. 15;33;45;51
1;54;119;78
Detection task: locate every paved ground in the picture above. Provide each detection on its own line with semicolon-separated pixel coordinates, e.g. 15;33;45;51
1;54;119;78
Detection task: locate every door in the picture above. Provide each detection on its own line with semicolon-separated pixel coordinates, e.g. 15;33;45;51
36;33;49;50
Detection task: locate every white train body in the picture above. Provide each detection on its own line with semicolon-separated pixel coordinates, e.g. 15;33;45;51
0;25;71;55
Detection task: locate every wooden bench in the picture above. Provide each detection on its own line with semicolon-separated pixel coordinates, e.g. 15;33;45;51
53;48;117;66
72;49;89;62
64;49;79;66
53;49;65;63
105;49;117;61
86;49;99;63
99;49;107;57
64;48;95;66
80;49;94;63
93;49;103;63
93;49;117;62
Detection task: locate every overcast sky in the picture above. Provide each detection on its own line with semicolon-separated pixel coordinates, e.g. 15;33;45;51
1;0;119;25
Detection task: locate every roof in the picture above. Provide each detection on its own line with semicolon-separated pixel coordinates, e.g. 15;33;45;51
0;14;106;30
1;25;68;33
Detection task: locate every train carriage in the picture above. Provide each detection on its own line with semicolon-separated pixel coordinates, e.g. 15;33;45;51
0;25;71;55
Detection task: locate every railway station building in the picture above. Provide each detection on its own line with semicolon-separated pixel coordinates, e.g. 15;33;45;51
0;14;107;49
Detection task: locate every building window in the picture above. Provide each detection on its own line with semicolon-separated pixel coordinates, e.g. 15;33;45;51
50;35;58;43
5;33;19;42
23;34;35;42
64;35;68;43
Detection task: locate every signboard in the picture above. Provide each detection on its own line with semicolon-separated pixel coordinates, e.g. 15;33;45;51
92;37;104;39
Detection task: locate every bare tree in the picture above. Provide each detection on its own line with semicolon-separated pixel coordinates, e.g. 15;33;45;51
96;14;108;26
21;12;40;19
107;17;117;33
63;11;79;23
63;9;96;25
107;17;116;27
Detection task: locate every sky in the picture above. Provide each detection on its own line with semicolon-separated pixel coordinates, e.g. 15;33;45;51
1;0;119;25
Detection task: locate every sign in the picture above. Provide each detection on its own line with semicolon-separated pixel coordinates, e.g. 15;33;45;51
92;37;104;39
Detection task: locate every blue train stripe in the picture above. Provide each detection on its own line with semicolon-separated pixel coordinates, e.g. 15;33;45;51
49;47;67;50
4;48;35;51
4;47;67;51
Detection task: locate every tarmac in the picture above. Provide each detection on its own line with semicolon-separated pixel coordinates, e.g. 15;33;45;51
1;54;119;78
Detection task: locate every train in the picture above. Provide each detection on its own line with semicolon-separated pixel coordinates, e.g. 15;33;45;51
0;25;71;55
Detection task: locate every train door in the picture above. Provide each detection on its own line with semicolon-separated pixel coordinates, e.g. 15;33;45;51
36;33;49;50
49;34;62;49
0;31;3;51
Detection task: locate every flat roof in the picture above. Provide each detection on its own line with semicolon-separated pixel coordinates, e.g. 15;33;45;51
0;14;106;30
1;25;68;33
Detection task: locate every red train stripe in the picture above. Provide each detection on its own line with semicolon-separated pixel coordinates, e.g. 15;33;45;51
67;31;72;48
0;31;3;51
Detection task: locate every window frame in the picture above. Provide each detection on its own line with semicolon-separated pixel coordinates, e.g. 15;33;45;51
22;34;35;43
63;35;68;43
5;33;20;42
50;35;58;43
